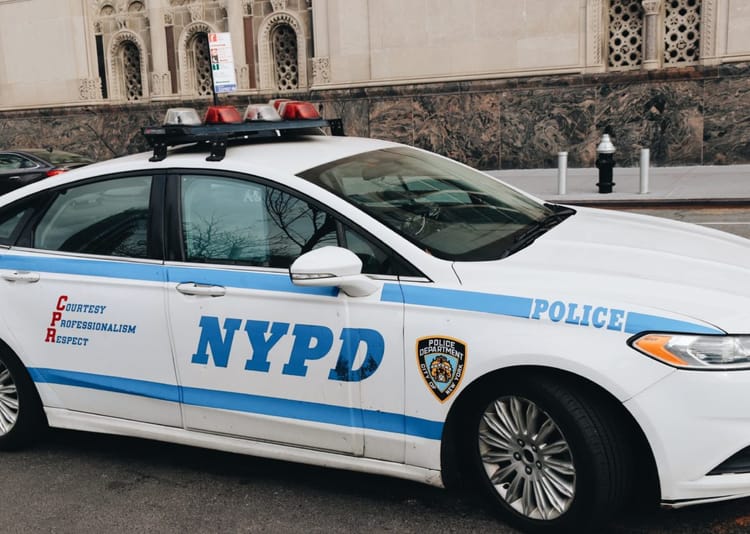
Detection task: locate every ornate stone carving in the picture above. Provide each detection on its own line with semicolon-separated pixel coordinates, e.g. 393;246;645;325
589;0;603;66
108;30;148;101
609;0;644;68
177;22;216;95
188;2;204;22
312;56;330;85
242;1;252;16
641;0;661;15
94;20;103;34
258;12;308;90
702;0;715;59
79;78;102;100
664;0;701;64
271;0;288;12
238;64;250;90
164;10;173;25
150;71;172;96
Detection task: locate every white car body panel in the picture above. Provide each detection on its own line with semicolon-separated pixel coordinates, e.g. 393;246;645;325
0;134;749;511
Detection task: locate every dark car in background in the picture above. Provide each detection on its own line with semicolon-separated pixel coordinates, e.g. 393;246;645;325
0;149;94;195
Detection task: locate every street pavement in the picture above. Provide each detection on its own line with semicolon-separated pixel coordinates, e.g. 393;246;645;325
488;164;750;206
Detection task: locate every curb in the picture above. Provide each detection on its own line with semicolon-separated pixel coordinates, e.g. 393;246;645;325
545;197;750;209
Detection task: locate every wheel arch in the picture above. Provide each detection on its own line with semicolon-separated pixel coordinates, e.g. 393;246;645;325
440;365;660;507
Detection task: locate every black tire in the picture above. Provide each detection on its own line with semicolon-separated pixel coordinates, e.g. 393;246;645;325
0;348;46;450
461;375;632;533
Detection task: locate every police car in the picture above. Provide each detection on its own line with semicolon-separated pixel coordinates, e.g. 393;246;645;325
0;101;749;533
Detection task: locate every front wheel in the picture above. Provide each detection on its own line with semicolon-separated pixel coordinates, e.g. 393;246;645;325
0;349;45;450
464;377;632;533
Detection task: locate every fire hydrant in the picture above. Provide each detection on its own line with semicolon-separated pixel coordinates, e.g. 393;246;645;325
595;134;616;194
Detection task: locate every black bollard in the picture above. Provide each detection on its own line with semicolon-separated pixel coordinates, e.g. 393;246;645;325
595;134;616;194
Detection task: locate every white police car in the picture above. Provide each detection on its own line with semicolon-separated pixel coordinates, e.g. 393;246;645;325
0;101;749;533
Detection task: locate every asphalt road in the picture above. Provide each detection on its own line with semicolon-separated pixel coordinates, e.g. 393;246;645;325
3;206;750;534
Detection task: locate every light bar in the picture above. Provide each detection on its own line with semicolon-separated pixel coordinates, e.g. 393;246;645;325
142;103;343;162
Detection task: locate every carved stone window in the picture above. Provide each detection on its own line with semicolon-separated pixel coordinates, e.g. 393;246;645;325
189;32;214;96
664;0;701;64
272;24;299;91
121;41;142;101
608;0;644;68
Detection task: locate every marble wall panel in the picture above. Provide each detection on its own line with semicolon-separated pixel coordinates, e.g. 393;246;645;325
2;65;750;171
369;99;414;145
593;82;704;167
319;99;370;138
703;77;750;164
413;93;500;169
499;87;597;169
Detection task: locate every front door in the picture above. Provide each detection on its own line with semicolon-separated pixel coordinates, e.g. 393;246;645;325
166;173;405;456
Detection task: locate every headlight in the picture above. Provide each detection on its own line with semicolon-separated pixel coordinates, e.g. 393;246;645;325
630;333;750;370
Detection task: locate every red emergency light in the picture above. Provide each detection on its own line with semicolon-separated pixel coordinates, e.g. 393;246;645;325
204;105;243;124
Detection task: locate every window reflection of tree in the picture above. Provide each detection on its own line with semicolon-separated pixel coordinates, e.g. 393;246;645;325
264;189;336;263
185;214;262;263
184;189;336;267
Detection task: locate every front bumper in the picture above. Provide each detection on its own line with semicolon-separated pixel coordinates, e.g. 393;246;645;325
625;368;750;507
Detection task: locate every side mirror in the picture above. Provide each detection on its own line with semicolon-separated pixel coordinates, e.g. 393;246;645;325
290;246;379;297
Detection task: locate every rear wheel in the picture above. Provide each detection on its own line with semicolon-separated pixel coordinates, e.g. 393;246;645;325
463;376;632;533
0;349;45;450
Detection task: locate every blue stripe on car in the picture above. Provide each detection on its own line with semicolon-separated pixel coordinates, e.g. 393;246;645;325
0;253;721;334
28;367;444;440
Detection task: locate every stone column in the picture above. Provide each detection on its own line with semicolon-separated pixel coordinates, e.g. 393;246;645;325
226;0;250;90
642;0;662;70
148;0;172;96
79;0;103;100
311;0;331;85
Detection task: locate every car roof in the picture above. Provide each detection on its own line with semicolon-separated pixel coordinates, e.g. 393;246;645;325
117;134;403;176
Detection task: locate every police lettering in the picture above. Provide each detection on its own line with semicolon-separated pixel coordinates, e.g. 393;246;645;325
531;298;626;331
191;315;385;382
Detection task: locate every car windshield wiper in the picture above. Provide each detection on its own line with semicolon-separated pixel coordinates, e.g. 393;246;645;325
500;204;576;258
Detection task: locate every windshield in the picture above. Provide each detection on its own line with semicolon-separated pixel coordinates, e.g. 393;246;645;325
298;147;562;261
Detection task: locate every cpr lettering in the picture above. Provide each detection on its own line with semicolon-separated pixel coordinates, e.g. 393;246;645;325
531;298;626;331
191;315;384;382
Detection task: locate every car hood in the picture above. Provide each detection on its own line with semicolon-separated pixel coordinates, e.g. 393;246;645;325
451;206;750;333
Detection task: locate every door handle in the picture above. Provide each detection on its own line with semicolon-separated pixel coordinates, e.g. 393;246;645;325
176;282;226;297
1;270;40;283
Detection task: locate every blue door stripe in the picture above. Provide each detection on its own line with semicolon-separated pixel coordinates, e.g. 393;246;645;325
384;284;533;318
1;253;720;335
28;368;443;440
0;254;165;282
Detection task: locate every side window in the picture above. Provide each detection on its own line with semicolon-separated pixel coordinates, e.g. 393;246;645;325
0;154;36;170
181;175;336;268
0;197;40;245
343;227;402;276
33;176;152;258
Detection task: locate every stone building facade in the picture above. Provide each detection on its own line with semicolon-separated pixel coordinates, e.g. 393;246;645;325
0;0;749;169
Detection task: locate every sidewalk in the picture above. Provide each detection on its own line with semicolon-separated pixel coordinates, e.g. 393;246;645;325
487;164;750;206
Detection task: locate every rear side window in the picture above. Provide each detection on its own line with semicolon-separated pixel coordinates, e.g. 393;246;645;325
0;199;37;245
33;176;152;258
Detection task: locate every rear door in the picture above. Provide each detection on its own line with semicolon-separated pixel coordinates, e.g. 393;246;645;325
0;173;181;427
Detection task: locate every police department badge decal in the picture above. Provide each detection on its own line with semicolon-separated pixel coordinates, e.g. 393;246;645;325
417;336;466;402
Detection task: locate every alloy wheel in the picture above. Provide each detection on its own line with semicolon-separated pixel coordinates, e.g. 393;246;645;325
478;395;576;520
0;360;19;435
